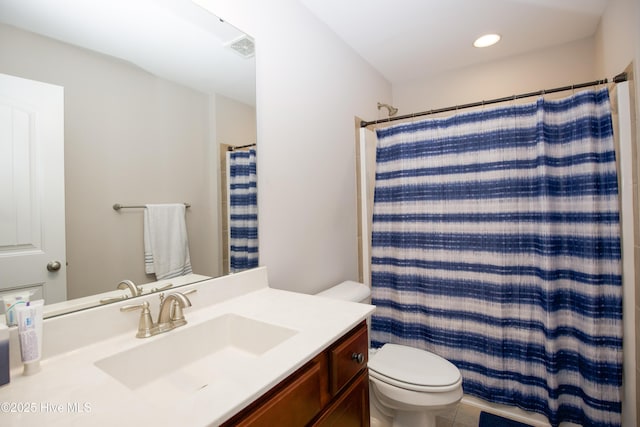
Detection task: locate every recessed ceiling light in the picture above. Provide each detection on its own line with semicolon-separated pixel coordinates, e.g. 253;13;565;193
473;34;501;48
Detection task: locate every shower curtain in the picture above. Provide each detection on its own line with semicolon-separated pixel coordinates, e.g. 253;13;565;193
370;88;623;427
227;148;258;272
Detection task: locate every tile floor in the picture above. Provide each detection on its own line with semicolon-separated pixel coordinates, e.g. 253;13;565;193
436;402;484;427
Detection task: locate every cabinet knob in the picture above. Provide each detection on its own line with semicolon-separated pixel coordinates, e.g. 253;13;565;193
351;352;365;364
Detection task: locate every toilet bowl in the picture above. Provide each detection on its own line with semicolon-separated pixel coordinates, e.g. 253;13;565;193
317;281;463;427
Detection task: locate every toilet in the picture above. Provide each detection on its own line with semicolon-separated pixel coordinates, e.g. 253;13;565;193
317;281;463;427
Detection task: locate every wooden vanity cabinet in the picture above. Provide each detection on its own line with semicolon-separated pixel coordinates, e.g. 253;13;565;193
222;321;370;427
312;369;369;427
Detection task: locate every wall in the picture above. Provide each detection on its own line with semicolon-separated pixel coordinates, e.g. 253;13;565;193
595;0;640;423
216;94;256;147
0;24;220;298
595;0;639;79
193;0;392;294
393;36;599;113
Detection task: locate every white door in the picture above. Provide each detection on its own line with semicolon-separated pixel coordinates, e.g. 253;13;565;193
0;73;66;304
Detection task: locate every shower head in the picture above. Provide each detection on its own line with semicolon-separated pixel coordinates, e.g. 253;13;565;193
378;102;398;117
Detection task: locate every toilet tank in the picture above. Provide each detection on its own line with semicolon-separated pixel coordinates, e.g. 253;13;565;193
316;281;371;303
318;281;373;349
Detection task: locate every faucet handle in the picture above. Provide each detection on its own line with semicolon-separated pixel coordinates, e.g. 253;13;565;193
120;301;147;312
121;301;156;338
150;283;173;293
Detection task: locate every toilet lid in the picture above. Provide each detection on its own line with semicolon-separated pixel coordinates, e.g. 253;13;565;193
368;344;461;387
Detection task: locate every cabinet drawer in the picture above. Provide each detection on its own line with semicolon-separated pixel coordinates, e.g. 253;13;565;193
329;321;368;395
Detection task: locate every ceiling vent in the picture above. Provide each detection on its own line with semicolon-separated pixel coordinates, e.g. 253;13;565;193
226;35;255;59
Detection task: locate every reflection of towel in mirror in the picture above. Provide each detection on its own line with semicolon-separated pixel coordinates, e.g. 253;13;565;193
144;204;192;280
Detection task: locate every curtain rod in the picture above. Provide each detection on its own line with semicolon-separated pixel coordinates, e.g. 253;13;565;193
361;72;628;128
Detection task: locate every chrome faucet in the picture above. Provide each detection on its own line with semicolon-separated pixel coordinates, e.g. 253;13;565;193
117;279;142;297
120;290;194;338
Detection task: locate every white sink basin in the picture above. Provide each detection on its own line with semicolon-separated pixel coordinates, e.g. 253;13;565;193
95;314;298;393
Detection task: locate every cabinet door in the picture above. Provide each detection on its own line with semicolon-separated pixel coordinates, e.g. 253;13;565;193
313;369;370;427
223;355;327;427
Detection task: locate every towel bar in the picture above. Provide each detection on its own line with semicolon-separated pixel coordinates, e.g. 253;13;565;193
113;203;191;211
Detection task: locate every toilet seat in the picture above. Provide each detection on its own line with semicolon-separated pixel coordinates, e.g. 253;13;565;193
368;344;462;393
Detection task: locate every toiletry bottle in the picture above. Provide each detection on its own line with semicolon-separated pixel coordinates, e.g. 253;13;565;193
16;300;44;376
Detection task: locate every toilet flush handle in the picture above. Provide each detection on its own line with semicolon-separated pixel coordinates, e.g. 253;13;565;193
351;352;365;364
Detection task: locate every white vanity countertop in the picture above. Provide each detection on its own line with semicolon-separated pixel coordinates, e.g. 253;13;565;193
0;269;374;427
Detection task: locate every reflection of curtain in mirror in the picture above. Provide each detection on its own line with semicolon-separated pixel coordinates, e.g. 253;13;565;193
227;149;258;272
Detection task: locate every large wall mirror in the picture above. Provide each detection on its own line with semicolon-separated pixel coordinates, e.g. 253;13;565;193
0;0;257;317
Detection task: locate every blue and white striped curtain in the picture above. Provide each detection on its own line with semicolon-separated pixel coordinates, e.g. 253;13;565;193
370;89;622;427
227;148;258;272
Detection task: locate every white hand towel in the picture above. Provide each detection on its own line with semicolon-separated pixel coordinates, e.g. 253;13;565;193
143;204;193;280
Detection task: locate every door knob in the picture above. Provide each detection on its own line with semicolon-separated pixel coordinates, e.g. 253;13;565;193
47;261;62;272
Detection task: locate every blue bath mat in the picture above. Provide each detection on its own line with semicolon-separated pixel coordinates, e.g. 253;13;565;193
479;411;533;427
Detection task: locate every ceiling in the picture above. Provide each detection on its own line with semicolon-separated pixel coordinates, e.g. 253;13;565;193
0;1;610;103
300;0;610;85
0;0;256;105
